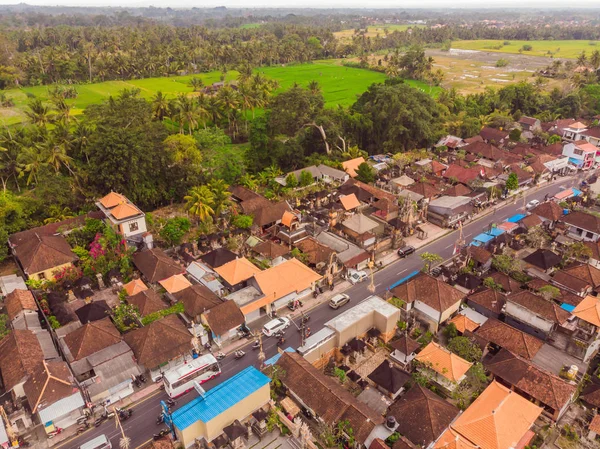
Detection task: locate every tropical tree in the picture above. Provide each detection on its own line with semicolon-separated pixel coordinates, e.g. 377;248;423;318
420;252;443;273
208;179;233;216
173;93;199;134
25;98;53;127
355;162;375;183
44;205;75;224
188;77;204;91
184;186;215;223
151;91;170;121
239;173;258;191
525;226;550;249
505;172;519;191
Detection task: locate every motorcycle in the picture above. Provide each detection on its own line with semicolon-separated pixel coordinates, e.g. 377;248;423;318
156;413;164;425
216;351;226;360
301;315;310;324
132;374;141;388
94;412;114;427
252;341;261;350
47;428;63;439
137;373;147;383
116;408;133;421
273;330;284;339
277;337;285;346
234;350;246;359
166;398;177;408
77;423;90;434
153;429;170;440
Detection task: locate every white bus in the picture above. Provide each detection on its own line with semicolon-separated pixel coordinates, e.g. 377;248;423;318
164;354;221;398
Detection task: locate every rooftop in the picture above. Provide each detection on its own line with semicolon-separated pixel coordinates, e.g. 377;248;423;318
325;296;398;333
475;319;543;361
214;257;261;286
415;342;472;382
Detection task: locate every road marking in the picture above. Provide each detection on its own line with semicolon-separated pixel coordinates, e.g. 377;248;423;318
444;244;453;249
375;283;382;288
397;269;407;275
135;438;153;449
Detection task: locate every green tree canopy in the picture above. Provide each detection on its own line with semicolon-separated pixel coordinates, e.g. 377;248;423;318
355;162;375;183
505;172;519;191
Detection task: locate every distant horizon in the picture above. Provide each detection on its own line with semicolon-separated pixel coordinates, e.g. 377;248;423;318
1;1;600;9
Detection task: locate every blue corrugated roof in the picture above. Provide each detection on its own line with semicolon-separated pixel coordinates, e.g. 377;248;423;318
507;214;526;223
572;188;582;196
486;228;505;237
388;270;420;290
172;366;270;430
473;233;493;243
264;347;295;367
561;303;576;312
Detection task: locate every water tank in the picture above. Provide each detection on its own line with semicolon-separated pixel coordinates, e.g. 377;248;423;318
386;416;397;430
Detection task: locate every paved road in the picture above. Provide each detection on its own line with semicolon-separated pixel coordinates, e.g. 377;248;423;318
57;176;581;449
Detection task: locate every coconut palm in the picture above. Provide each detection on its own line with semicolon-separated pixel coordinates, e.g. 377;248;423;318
25;98;53;127
151;91;170;121
239;173;258;191
44;206;75;224
188;77;204;92
308;80;321;95
184;186;215;223
173;93;199;135
18;147;45;185
208;179;233;216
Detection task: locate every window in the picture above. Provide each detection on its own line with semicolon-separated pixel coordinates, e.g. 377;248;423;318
129;221;139;232
587;232;594;239
38;272;46;280
574;149;583;156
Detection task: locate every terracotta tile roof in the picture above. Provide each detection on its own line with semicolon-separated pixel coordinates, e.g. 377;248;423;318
468;246;492;264
573;295;600;327
531;202;564;222
343;213;379;234
519;116;538;126
539;142;564;156
520;214;542;228
123;278;148;296
5;289;38;320
252;201;292;227
563;211;600;234
508;291;570;324
370;439;390;449
485;349;575;413
448;381;542;449
407;182;441;199
479;127;509;144
416;342;472;382
465;141;519;164
340;194;361;211
294;238;334;266
392;437;418;449
475;319;543;360
253;241;289;259
127;289;167;317
367;361;410;394
110;202;142;220
590;415;600;434
584;241;600;261
124;315;192;368
342;157;366;177
239;196;271;214
582;380;600;407
215;257;261;286
199;248;238;268
389;335;421;355
443;165;481;184
229;185;262;202
528;158;548;175
253;258;321;302
552;270;591;293
276;352;383;444
173;284;221;319
0;330;44;391
508;163;533;183
388;385;459;447
467;289;507;315
583;127;600;139
526;279;582;307
159;274;192;294
12;234;77;275
63;317;121;361
435;429;478;449
203;300;245;336
445;184;472;197
99;191;127;208
281;210;297;228
344;179;396;202
464;136;483;144
562;263;600;288
23;360;77;413
488;272;521;293
391;273;465;313
431;160;448;174
575;140;598;152
132;248;183;283
449;314;480;333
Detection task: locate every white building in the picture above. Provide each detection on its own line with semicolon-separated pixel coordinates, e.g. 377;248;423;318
96;191;148;242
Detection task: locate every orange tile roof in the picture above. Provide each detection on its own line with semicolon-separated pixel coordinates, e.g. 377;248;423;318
573;295;600;327
214;257;261;286
589;415;600;434
415;342;472;382
340;194;361;211
435;429;478;449
99;191;127;209
448;315;480;334
450;381;542;449
110;202;142;220
343;157;366;178
281;211;297;228
123;279;148;296
575;140;598;152
159;274;192;294
570;122;588;130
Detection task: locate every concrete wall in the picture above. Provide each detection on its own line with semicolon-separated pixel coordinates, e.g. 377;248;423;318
440;300;462;324
30;262;73;281
505;302;553;334
302;337;338;366
118;216;147;237
177;383;270;447
414;301;441;324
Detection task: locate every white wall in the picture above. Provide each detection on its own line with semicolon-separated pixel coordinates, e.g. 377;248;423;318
505;302;553;333
121;216;147;237
414;301;442;323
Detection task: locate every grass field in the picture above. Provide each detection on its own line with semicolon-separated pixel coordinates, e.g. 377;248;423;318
334;24;425;41
239;23;262;29
451;39;599;59
0;61;391;125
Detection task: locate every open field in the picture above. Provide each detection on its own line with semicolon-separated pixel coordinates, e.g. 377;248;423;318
0;61;389;125
451;39;599;59
334;24;426;41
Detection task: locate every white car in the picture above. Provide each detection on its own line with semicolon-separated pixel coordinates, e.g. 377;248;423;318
526;199;540;210
347;269;368;285
262;317;290;337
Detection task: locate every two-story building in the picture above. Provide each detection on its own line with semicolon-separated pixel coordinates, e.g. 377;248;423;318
504;291;571;340
562;140;598;170
96;192;148;245
563;211;600;242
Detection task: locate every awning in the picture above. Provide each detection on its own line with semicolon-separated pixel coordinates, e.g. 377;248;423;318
507;214;526;223
486;228;505;237
264;347;295;366
498;222;518;232
280;397;300;418
473;233;494;243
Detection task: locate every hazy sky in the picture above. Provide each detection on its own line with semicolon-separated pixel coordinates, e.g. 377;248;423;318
0;0;597;8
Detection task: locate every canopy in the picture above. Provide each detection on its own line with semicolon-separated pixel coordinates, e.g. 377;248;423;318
473;233;494;243
507;214;526;223
498;222;518;232
486;228;505;237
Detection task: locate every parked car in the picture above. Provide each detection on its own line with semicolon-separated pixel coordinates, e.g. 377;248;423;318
397;245;416;258
526;199;540;210
347;269;368;285
263;317;290;337
329;293;351;309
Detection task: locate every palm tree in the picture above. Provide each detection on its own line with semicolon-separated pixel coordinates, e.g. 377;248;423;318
44;206;75;224
239;173;258;191
184;186;215;223
25;98;53;127
208;179;233;216
173;93;199;135
39;139;76;177
73;122;92;164
308;80;321;95
52;97;73;125
188;77;204;92
18;147;45;185
216;86;241;137
151;91;170;121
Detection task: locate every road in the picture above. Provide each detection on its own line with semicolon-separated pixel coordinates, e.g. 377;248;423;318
57;176;580;449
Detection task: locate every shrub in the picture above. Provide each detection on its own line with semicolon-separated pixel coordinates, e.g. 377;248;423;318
443;323;458;339
159;217;191;246
141;302;185;326
285;173;298;188
521;44;533;51
48;315;61;329
232;214;253;229
495;58;509;67
333;367;347;384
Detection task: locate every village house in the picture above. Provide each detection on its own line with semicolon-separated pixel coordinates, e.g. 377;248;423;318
276;164;349;186
95;192;148;245
427;196;474;228
389;334;421;366
59;317;141;403
214;257;261;290
316;230;371;270
479;127;509;146
132;248;184;284
466;288;507;319
0;330;44;402
474;318;544;361
186;261;226;296
582;126;600;147
519;116;542;132
522;249;562;274
342;157;366;178
341;213;382;247
561;121;588;141
367;361;411;400
126;289;167;317
391;273;465;331
414;342;472;393
530;201;565;229
563;210;600;242
551;268;592;297
562;140;598;170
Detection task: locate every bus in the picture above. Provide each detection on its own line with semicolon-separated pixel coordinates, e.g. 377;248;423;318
164;354;221;398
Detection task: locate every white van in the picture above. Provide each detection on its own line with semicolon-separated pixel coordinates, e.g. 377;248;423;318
262;317;290;336
80;435;112;449
329;293;350;309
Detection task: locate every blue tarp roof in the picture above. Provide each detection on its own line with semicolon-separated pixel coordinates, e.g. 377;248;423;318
172;366;270;429
561;303;576;312
507;214;526;223
473;233;494;243
263;347;295;367
572;188;582;196
389;270;420;290
486;228;505;237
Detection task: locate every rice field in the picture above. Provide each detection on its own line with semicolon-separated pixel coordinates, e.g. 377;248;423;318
451;39;600;59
